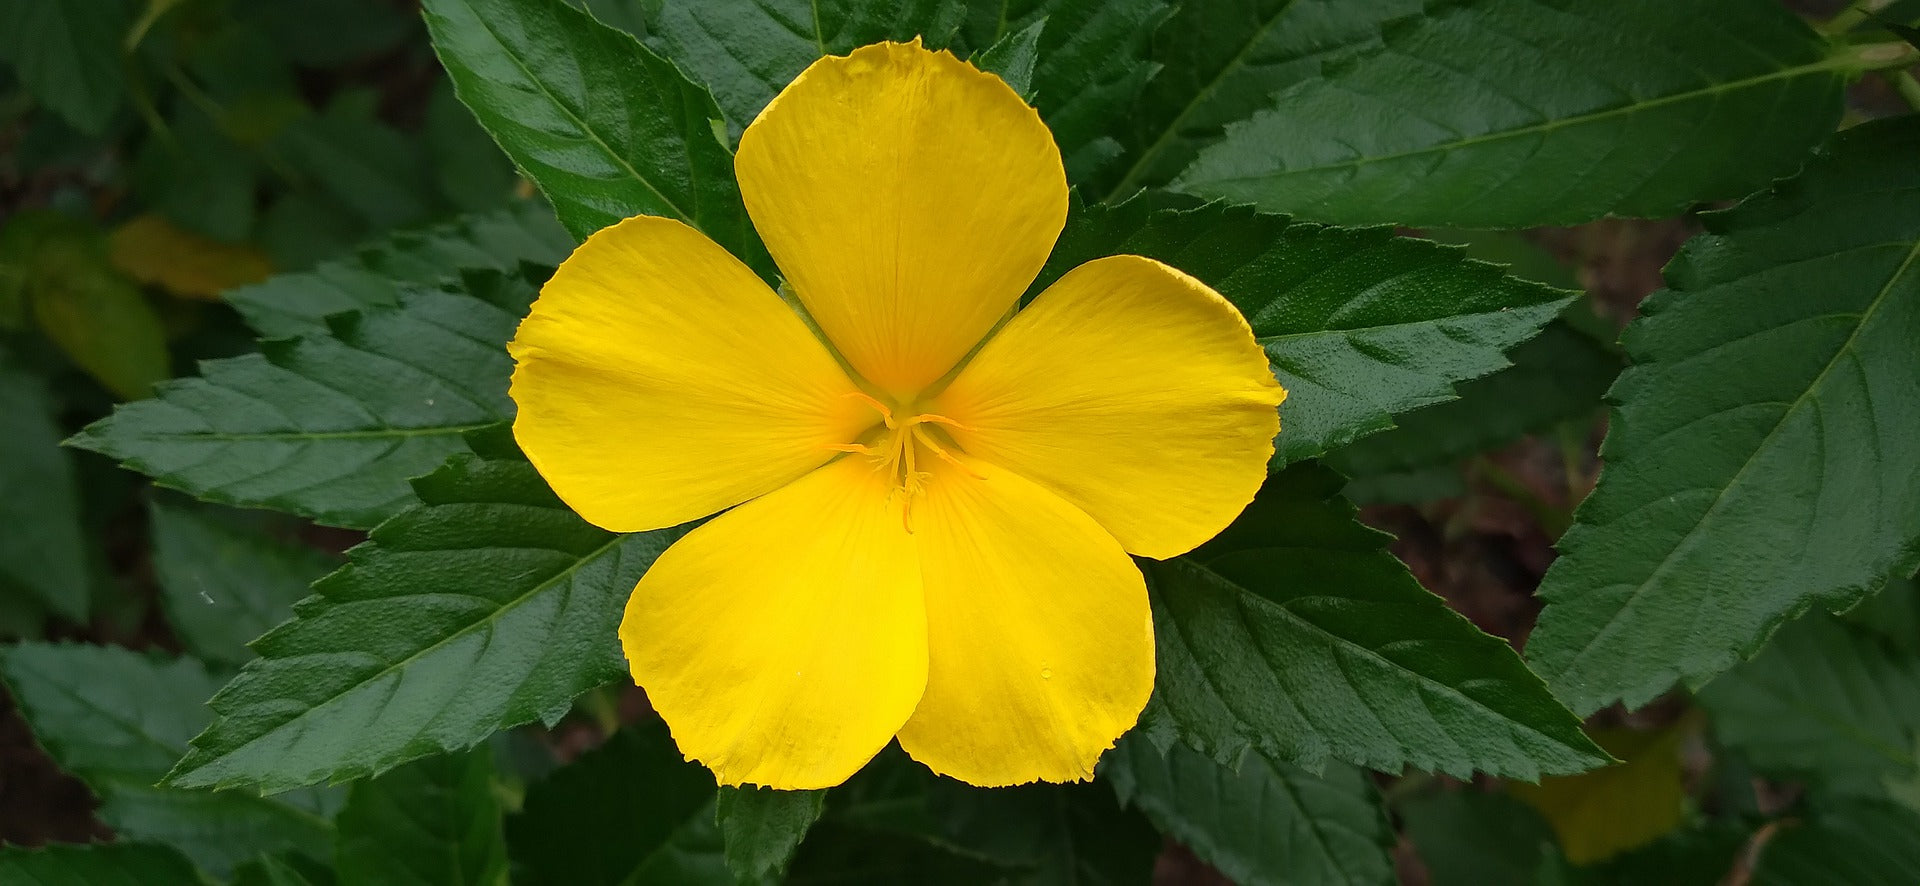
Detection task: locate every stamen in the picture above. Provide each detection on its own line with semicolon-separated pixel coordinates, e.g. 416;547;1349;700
843;390;896;428
827;443;874;454
911;425;983;479
907;413;970;432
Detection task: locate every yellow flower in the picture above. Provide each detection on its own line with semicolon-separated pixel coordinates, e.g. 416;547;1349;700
507;41;1285;790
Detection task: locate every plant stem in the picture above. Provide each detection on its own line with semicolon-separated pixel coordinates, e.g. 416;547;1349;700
1823;0;1892;36
1475;457;1573;539
1890;70;1920;111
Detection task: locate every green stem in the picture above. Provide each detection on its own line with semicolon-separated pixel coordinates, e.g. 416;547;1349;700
1823;0;1889;36
1475;458;1572;539
1890;70;1920;111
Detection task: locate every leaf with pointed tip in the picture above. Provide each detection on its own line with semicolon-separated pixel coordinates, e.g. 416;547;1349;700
971;17;1044;100
72;268;541;530
506;718;731;886
1175;0;1861;228
0;0;131;133
336;750;509;886
225;202;568;338
0;643;336;877
1701;614;1920;804
1143;463;1606;780
149;498;341;665
1038;196;1572;466
162;436;687;794
718;786;825;883
1104;735;1395;886
1101;0;1418;199
1527;116;1920;714
423;0;768;272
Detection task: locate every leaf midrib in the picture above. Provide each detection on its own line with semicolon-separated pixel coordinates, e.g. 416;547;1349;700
171;531;625;788
109;423;497;443
1172;556;1595;764
442;0;695;224
1185;50;1853;186
1545;235;1920;695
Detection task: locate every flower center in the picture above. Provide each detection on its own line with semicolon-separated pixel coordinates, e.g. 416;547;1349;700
832;392;976;531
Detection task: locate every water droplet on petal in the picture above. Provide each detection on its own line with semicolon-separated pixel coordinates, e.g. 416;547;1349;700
1040;668;1053;680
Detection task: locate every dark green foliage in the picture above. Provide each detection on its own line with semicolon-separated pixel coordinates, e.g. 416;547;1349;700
149;497;341;665
163;435;687;793
0;843;205;885
0;643;337;876
506;719;730;885
1103;0;1417;198
646;0;975;136
1176;0;1853;227
423;0;770;276
74;269;541;529
1528;116;1920;714
717;786;826;883
1753;799;1920;886
1105;735;1395;885
336;751;509;886
0;363;90;623
1701;615;1920;803
1145;464;1606;780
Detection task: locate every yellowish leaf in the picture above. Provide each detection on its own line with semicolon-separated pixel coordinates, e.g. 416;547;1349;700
110;214;272;300
1510;723;1690;864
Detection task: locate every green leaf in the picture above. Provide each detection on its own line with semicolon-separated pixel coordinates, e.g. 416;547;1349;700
274;96;439;231
73;270;538;529
149;497;340;665
1700;614;1920;804
1846;575;1920;656
1526;115;1920;714
0;364;90;622
337;750;509;886
976;0;1171;185
1400;791;1556;886
1101;0;1418;198
1324;315;1620;479
163;434;686;793
0;0;131;133
0;210;170;400
0;643;337;877
1575;823;1749;886
506;718;731;886
423;0;767;271
717;786;825;883
1509;726;1688;864
426;78;519;214
133;104;260;242
0;843;204;885
971;17;1045;100
643;0;973;137
226;202;568;338
233;853;329;886
1753;798;1920;886
1040;196;1572;466
1103;735;1395;886
1174;0;1853;227
1143;463;1606;780
933;779;1158;886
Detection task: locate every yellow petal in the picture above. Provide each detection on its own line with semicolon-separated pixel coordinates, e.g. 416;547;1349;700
621;455;926;789
509;216;871;532
735;41;1067;398
894;456;1153;786
931;255;1285;560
